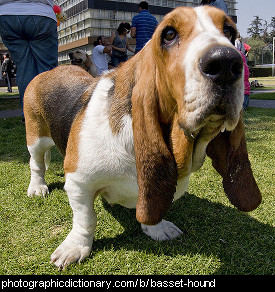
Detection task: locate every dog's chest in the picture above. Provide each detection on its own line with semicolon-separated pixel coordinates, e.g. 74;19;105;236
71;77;189;208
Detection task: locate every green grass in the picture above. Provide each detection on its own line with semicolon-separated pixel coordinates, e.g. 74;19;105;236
0;87;19;98
249;77;275;88
0;108;274;275
0;97;20;111
0;87;20;111
250;93;275;100
249;77;275;100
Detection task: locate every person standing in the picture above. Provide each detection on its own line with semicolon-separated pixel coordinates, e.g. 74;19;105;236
131;1;158;54
1;53;13;93
0;0;58;121
235;33;246;55
110;22;135;67
200;0;228;14
91;36;112;75
243;42;251;59
240;51;250;110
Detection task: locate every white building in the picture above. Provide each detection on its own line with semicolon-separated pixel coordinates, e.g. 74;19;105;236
56;0;238;63
0;1;238;63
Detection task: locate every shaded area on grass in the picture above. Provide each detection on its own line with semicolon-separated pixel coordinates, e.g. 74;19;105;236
0;97;20;111
95;193;274;275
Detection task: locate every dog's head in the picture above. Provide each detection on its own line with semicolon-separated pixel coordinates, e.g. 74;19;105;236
69;49;92;70
129;7;261;224
151;6;243;136
69;50;98;77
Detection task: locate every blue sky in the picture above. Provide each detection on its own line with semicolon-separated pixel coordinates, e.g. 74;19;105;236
236;0;275;38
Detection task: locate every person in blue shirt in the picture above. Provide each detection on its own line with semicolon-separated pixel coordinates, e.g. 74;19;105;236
131;1;158;54
200;0;228;14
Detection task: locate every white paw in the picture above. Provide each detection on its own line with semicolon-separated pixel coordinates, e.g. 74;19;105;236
50;232;93;269
27;183;49;197
141;219;183;241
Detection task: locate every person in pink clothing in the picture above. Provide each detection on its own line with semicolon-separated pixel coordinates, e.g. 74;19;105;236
243;43;251;59
240;51;250;110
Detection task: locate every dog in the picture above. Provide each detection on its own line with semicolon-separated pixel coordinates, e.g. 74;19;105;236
24;6;262;269
69;49;98;77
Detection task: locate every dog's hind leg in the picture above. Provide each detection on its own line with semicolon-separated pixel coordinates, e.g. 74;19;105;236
27;137;55;197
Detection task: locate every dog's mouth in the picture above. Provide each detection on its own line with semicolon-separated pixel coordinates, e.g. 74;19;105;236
179;85;243;140
70;58;83;65
69;52;84;64
180;113;227;140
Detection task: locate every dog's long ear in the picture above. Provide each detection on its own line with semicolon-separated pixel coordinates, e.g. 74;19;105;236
131;66;177;226
85;53;98;77
206;115;261;211
84;53;93;69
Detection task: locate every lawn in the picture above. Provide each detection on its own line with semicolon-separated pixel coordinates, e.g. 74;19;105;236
0;87;20;111
250;77;275;88
0;108;274;275
249;77;275;100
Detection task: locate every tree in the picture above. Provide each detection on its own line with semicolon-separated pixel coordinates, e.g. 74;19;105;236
269;16;275;40
246;38;268;65
246;15;275;64
262;20;270;43
247;16;265;38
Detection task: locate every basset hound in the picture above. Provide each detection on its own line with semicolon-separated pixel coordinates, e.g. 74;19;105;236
24;6;262;269
69;49;98;77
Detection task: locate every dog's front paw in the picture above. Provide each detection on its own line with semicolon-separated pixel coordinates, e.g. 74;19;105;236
50;232;93;269
27;183;49;197
141;219;183;241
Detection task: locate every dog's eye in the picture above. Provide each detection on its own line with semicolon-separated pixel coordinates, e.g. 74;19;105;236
223;26;235;41
161;26;178;47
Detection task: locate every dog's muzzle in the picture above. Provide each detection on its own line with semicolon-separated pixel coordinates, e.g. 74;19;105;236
180;46;244;139
69;53;83;64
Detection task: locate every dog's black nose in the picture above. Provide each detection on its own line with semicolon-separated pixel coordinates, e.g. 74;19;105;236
199;46;243;85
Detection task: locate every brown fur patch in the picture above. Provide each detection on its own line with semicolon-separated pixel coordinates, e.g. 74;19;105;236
130;44;178;225
170;114;194;179
24;75;51;146
64;108;86;174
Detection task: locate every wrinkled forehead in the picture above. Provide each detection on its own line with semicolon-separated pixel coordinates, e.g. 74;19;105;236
194;6;234;45
194;6;227;33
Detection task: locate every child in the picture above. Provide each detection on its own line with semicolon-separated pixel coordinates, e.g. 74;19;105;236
240;51;250;110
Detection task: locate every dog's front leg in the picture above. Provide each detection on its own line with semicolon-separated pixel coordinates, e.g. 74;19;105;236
51;178;96;269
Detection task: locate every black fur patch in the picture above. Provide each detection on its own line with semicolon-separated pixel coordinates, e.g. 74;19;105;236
43;82;95;156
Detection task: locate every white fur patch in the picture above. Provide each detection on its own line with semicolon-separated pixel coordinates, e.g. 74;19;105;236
141;220;183;241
